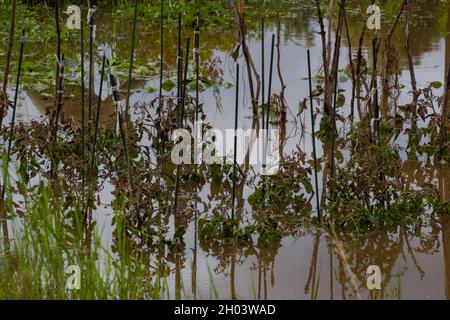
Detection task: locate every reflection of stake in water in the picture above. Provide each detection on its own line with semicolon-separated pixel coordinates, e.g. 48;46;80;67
193;10;200;300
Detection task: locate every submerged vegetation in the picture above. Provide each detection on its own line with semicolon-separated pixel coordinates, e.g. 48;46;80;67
1;0;450;300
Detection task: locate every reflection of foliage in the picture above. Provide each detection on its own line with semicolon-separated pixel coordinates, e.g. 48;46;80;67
248;155;312;212
198;213;252;246
247;154;313;237
332;191;444;234
325;119;450;234
198;212;283;249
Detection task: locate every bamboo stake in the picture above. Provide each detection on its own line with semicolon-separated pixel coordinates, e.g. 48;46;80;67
195;12;200;122
261;17;265;130
81;19;85;163
176;13;183;127
80;18;86;214
87;4;96;135
342;4;356;122
54;0;62;109
125;0;138;117
159;0;164;101
307;50;321;221
231;64;240;221
275;0;287;117
372;39;379;137
53;54;65;140
265;34;275;137
181;38;190;124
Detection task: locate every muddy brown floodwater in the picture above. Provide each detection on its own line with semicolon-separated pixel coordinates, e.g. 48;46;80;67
6;0;450;299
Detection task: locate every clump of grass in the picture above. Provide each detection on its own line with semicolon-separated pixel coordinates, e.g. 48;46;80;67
0;166;166;299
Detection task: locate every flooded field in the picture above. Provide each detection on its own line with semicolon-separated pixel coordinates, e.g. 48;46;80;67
1;0;450;300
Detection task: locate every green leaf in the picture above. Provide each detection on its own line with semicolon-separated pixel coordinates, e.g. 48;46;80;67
32;82;49;92
431;81;442;89
161;79;176;92
146;86;156;94
135;64;156;76
303;179;313;194
339;75;349;83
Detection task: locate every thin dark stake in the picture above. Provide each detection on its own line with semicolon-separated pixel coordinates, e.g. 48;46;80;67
125;0;138;117
307;50;321;221
329;41;341;196
54;0;61;107
261;17;265;130
231;64;240;221
266;34;275;136
81;19;85;162
87;5;96;135
176;13;182;127
80;18;86;213
53;54;65;140
263;34;275;170
181;37;190;124
195;12;200;122
372;39;379;137
159;0;164;101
